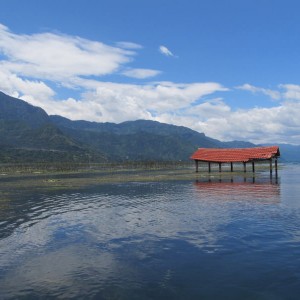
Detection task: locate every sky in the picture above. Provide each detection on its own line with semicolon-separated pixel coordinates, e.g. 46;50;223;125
0;0;300;145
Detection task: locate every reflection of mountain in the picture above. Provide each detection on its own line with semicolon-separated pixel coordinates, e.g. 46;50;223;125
194;177;280;202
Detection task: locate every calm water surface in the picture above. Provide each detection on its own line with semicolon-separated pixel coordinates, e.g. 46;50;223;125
1;165;300;299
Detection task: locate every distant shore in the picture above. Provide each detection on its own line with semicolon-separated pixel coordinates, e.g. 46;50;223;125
0;160;280;175
0;161;193;175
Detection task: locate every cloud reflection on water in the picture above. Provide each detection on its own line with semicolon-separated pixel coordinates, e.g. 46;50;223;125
0;175;290;299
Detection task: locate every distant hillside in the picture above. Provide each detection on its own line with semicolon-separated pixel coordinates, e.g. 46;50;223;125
0;92;106;163
1;90;298;163
265;144;300;162
49;115;254;161
0;91;49;128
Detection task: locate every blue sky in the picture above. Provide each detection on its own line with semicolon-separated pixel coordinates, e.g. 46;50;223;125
0;0;300;144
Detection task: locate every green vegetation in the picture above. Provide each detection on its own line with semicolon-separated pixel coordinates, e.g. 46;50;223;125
0;161;194;174
0;90;299;163
0;91;255;164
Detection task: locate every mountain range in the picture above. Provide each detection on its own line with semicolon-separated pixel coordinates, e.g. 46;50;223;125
0;91;299;163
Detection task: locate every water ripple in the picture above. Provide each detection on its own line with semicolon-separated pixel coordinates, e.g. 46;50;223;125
1;169;300;299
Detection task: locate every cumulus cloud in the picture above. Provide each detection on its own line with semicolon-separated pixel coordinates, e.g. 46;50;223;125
159;45;175;57
122;68;161;79
24;81;226;123
280;84;300;100
0;68;55;101
1;23;300;145
159;99;300;145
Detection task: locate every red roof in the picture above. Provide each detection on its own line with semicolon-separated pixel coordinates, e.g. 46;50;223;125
190;146;280;163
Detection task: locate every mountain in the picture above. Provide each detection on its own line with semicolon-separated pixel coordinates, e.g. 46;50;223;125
49;115;254;161
0;92;106;163
264;143;300;163
0;91;49;128
1;90;298;163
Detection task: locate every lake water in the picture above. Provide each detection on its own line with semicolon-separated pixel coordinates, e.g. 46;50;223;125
1;165;300;299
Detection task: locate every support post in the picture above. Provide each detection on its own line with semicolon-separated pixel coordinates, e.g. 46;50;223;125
195;160;199;173
208;162;211;173
270;158;273;174
219;163;222;173
230;162;233;172
275;157;278;176
243;162;246;173
252;161;255;173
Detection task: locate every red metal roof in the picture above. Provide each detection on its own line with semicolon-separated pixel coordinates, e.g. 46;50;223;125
190;146;280;163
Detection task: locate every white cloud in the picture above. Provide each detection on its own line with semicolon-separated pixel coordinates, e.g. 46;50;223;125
237;83;281;100
38;81;227;123
0;69;55;102
1;23;300;145
280;84;300;100
3;79;224;124
159;45;175;57
122;68;161;79
2;70;300;145
186;98;231;119
116;41;143;49
157;100;300;145
0;24;134;82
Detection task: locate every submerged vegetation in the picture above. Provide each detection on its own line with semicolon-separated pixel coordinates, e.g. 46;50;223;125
0;161;278;203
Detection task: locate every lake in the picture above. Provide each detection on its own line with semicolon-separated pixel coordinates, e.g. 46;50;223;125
1;164;300;299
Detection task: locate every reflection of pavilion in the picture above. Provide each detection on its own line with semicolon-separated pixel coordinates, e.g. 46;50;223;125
193;176;280;202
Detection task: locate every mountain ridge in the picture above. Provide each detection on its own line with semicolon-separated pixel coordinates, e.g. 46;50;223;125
0;91;298;163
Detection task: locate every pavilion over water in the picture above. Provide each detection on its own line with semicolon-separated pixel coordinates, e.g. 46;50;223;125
190;146;280;174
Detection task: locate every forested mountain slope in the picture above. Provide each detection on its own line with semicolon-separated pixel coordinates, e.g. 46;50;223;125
1;91;297;163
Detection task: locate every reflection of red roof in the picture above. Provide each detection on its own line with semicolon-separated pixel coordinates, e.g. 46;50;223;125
190;146;280;163
193;181;280;201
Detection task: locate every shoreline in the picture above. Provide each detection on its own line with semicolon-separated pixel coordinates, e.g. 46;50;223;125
0;163;280;198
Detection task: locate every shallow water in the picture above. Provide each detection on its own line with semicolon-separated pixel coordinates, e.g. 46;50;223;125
1;165;300;299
